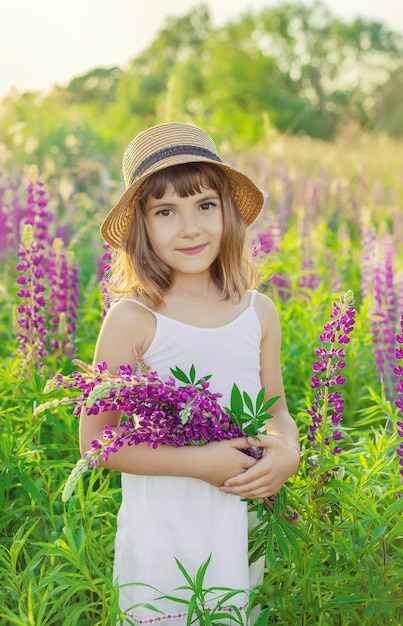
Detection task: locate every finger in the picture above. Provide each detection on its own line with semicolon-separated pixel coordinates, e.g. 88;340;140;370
246;435;277;448
229;436;254;449
221;484;278;499
223;472;268;491
224;462;269;486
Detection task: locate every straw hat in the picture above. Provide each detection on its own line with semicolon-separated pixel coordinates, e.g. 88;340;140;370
101;122;265;249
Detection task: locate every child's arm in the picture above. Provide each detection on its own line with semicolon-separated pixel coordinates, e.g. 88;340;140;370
79;300;257;486
220;293;300;498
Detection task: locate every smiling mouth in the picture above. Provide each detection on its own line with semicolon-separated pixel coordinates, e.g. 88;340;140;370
177;244;207;255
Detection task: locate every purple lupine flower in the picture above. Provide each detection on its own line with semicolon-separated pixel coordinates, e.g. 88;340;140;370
383;237;397;398
15;176;52;371
300;258;320;293
251;230;272;258
372;254;387;382
307;290;356;462
67;251;79;337
25;178;53;245
370;235;397;401
393;313;403;496
268;272;291;301
48;238;79;358
16;224;48;370
35;356;267;500
299;214;320;293
0;173;27;256
396;273;403;320
361;226;376;300
251;215;282;258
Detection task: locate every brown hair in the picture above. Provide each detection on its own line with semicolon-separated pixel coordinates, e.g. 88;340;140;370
107;163;257;309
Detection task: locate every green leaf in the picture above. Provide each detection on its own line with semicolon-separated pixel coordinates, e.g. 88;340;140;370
243;423;258;435
195;553;212;591
277;517;302;555
259;395;281;414
243;391;255;414
231;384;244;412
170;366;191;384
274;523;292;563
174;557;196;586
186;597;198;625
255;387;266;411
364;603;376;619
17;470;42;502
195;374;212;385
254;607;271;626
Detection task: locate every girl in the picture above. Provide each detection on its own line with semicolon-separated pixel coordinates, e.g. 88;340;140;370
80;122;300;625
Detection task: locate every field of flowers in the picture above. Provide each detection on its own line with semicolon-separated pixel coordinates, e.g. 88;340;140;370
0;130;402;625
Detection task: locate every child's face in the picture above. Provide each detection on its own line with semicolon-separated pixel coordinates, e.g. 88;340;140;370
144;183;223;278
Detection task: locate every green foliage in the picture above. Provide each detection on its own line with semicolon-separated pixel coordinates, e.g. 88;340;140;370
1;131;403;623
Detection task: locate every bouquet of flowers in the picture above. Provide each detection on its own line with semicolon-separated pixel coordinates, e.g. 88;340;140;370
34;346;278;501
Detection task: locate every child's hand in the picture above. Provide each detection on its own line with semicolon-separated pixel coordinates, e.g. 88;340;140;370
195;438;258;487
219;435;300;499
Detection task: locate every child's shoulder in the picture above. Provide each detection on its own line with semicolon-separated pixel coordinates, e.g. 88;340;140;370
106;297;152;321
253;290;278;314
102;297;156;346
253;291;281;335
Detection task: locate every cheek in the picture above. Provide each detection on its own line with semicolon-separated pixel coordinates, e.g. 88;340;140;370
144;220;161;243
213;214;224;239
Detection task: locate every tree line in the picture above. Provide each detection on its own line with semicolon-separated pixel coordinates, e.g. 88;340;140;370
1;1;402;185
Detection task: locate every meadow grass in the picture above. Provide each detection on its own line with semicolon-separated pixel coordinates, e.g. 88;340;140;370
0;131;402;624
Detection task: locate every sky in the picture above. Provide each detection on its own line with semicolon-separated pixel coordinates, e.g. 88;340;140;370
1;0;402;99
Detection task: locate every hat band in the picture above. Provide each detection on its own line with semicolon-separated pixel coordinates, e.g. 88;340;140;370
129;144;222;185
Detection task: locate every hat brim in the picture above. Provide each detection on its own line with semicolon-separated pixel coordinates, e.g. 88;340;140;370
101;155;265;249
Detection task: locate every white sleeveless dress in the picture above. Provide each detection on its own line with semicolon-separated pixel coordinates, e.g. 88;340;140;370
113;290;263;625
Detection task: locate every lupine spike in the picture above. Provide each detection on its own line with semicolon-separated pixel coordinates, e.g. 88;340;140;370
307;290;356;465
393;313;403;497
22;223;34;247
61;458;89;502
16;221;48;370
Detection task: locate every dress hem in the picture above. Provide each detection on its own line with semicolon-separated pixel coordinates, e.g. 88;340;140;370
125;602;249;623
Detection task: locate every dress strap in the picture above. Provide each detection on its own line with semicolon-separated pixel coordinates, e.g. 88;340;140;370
112;297;154;313
249;289;257;307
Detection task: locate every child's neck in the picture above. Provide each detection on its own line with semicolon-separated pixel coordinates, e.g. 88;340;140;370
167;272;220;299
162;280;249;328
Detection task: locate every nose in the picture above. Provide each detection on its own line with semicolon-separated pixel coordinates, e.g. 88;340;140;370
180;212;202;238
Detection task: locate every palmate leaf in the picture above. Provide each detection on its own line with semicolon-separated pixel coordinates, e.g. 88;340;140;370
170;366;192;385
228;384;280;431
170;365;212;387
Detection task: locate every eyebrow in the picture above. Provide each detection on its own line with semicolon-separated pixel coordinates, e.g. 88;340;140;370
147;194;220;210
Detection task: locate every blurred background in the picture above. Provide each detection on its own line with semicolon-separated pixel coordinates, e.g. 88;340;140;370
1;0;402;196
